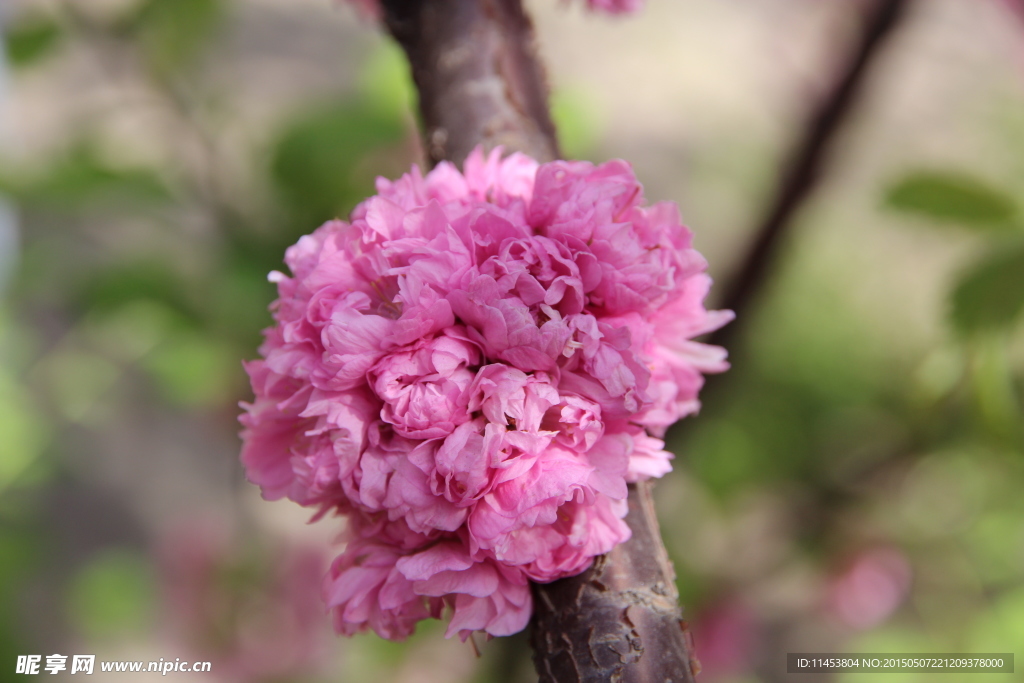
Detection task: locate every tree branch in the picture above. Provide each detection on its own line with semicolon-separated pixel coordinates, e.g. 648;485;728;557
530;481;700;683
381;0;560;167
707;0;912;353
379;2;698;681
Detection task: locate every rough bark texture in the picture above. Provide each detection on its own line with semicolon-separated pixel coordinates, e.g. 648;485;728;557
381;0;560;167
707;0;911;353
530;482;699;683
380;2;697;680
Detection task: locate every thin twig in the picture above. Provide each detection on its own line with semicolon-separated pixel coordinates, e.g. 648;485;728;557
708;0;913;354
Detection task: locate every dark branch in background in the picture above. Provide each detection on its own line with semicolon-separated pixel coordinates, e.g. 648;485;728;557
379;1;697;681
707;0;912;353
381;0;560;167
1003;0;1024;25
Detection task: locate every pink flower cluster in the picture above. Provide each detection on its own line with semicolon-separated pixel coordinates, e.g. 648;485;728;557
240;148;730;641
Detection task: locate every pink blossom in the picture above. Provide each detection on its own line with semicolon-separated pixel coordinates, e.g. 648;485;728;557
396;541;532;639
542;393;604;452
467;442;596;552
469;364;560;433
324;537;442;640
828;547;912;630
488;496;630;582
241;146;729;640
691;600;760;680
370;331;479;439
359;425;469;533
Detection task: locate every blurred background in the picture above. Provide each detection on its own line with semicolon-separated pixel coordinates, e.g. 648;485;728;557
0;0;1022;681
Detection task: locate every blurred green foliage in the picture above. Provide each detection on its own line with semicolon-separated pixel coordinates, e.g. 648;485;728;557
131;0;225;77
0;143;173;211
882;168;1024;451
886;170;1024;335
3;14;62;68
271;99;405;229
67;549;156;640
0;368;45;489
550;88;602;161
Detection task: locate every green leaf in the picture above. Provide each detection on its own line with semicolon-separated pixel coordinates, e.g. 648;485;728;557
359;43;415;116
884;171;1017;230
4;15;62;68
131;0;223;76
950;241;1024;334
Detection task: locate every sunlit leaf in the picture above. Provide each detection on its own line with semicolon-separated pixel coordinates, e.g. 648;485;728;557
884;171;1016;230
551;88;601;160
4;15;62;68
359;43;415;115
949;241;1024;334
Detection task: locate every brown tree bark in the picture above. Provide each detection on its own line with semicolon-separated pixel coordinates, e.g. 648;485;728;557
380;2;698;681
530;481;700;683
381;0;560;167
